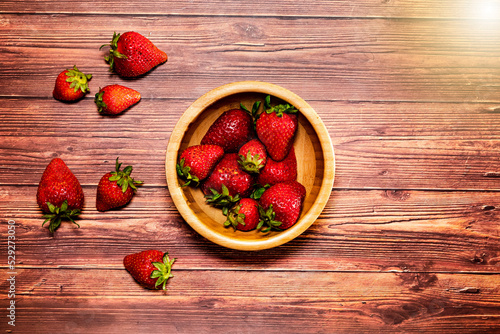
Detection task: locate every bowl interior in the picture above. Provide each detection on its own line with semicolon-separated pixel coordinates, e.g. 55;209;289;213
166;82;334;250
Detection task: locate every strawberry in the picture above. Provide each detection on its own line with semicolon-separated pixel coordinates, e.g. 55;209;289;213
53;65;92;102
36;158;84;232
176;144;224;187
202;153;254;204
257;147;297;186
238;139;267;174
224;198;261;231
201;108;254;153
256;95;298;161
124;250;175;290
96;158;143;211
259;181;306;231
101;31;168;78
94;84;141;115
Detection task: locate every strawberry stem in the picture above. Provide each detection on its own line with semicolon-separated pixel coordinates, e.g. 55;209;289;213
263;95;298;117
65;65;92;94
223;203;246;230
204;184;240;214
100;32;128;72
176;158;200;187
151;252;176;290
94;89;107;113
257;204;283;232
109;157;143;193
41;200;81;233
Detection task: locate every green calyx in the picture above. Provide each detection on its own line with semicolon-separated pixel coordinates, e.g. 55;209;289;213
65;65;92;94
151;252;176;290
238;151;265;174
223;203;246;230
257;204;283;233
109;157;143;193
100;32;127;72
176;158;200;187
240;100;261;129
263;95;298;117
94;90;107;113
205;184;240;215
42;200;81;233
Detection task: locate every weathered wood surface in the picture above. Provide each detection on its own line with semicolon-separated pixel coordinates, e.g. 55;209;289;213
1;0;500;333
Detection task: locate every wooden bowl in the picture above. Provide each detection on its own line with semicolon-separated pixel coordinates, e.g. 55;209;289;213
165;81;335;251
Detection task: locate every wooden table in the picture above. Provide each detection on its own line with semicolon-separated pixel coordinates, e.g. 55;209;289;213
1;1;499;333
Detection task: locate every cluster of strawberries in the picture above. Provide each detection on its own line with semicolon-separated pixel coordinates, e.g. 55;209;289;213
39;31;174;290
52;31;167;115
177;95;306;232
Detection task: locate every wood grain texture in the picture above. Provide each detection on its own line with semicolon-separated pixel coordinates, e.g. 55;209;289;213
0;0;498;19
1;14;500;102
2;98;500;190
1;0;500;332
2;186;499;272
1;269;499;333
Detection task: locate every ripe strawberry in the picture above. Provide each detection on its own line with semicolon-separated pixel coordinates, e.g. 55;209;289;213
176;144;224;187
36;158;84;232
224;198;261;231
201;109;254;153
53;65;92;102
101;31;168;78
259;181;306;231
202;153;254;204
124;250;175;290
94;84;141;115
238;139;267;174
257;147;297;186
96;158;143;211
256;95;298;161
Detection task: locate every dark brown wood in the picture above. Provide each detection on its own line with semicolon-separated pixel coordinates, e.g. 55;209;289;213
1;1;499;333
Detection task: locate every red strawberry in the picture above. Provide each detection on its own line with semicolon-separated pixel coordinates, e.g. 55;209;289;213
176;144;224;187
96;158;143;211
202;153;254;204
36;158;84;232
101;31;168;78
201;109;254;153
53;65;92;102
257;147;297;186
224;198;261;231
238;139;267;174
95;84;141;115
124;250;175;290
256;95;298;161
259;181;306;231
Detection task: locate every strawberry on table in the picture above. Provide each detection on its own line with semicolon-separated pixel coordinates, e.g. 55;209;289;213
238;138;267;174
201;108;254;153
52;65;92;102
177;144;224;187
36;158;84;232
256;95;298;161
224;198;261;231
101;31;168;78
96;158;143;211
259;181;306;231
94;84;141;115
257;147;297;186
124;250;175;290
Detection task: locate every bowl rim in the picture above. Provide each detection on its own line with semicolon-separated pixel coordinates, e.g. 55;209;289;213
166;81;335;251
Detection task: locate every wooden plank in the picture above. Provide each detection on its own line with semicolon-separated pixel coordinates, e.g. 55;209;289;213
0;0;498;20
3;269;499;333
1;15;500;102
2;186;499;272
2;98;500;190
